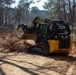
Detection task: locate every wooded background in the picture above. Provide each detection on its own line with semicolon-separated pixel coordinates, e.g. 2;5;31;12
0;0;76;34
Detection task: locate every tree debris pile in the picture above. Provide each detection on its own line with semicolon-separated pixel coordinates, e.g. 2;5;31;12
0;34;36;53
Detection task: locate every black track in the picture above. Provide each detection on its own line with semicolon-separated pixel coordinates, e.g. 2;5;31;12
27;43;49;56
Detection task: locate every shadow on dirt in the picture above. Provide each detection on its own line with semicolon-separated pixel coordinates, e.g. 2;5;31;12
1;52;76;63
0;58;39;75
28;52;76;63
0;56;52;75
47;53;76;63
0;53;76;75
0;68;6;75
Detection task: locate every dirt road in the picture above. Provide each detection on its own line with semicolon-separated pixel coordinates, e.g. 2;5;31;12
0;52;76;75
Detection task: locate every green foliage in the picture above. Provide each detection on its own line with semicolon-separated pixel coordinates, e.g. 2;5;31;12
0;0;15;8
5;0;15;5
43;0;76;21
0;0;15;26
43;0;57;18
36;0;41;2
18;0;34;7
31;7;39;13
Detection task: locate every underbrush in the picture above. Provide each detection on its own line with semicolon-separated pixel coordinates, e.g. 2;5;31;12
0;32;36;53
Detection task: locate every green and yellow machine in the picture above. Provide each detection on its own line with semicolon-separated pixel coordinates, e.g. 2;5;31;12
28;19;73;55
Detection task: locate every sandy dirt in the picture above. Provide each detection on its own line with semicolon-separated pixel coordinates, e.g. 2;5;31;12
0;52;76;75
0;34;76;75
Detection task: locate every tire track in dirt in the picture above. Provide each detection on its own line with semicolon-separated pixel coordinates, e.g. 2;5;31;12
66;63;75;75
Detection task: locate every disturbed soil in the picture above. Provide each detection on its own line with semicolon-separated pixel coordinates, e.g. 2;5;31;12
0;33;76;75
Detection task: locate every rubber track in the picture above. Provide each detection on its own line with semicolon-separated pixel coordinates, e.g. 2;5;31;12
27;43;49;56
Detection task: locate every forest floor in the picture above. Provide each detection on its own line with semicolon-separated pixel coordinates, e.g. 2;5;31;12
0;33;76;75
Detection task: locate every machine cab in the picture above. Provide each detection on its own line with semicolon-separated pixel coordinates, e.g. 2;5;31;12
36;20;71;43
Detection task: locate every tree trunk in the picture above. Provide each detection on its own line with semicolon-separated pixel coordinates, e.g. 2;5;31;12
2;7;4;25
5;8;8;25
72;0;75;22
63;0;66;20
68;0;73;21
